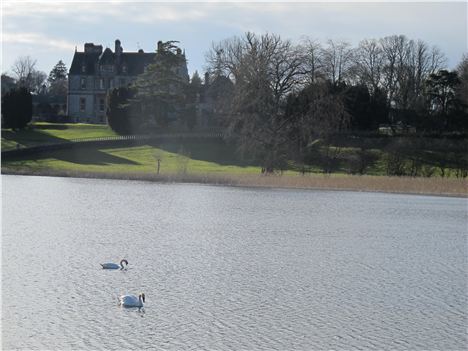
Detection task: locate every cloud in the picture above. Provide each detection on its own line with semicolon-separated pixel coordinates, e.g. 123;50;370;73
2;1;208;24
1;1;465;75
2;32;75;51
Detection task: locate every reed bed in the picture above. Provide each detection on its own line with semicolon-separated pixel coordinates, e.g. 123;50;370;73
3;167;467;197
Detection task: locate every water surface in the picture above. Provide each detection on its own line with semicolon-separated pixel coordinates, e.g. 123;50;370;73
2;175;467;350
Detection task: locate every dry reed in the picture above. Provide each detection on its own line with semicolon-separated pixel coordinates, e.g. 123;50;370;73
2;167;467;197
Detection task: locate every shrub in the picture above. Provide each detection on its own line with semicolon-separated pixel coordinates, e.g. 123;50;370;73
106;87;140;135
1;87;32;130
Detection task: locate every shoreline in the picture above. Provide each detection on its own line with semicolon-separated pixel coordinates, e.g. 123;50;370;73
2;168;467;198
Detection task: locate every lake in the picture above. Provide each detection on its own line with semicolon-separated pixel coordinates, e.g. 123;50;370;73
2;175;467;350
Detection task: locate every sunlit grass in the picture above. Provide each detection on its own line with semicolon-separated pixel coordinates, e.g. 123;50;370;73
1;122;117;150
2;122;467;196
2;145;261;175
3;142;467;196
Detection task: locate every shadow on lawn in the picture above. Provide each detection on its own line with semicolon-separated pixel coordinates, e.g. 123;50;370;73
1;128;70;148
31;124;68;130
7;147;140;166
151;139;254;168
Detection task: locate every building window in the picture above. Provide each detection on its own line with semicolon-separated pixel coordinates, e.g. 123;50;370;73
80;98;86;112
122;65;127;73
81;65;86;73
99;78;105;90
101;65;114;73
80;78;86;89
99;98;105;112
109;79;114;89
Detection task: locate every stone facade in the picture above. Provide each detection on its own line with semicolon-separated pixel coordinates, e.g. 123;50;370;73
67;39;188;123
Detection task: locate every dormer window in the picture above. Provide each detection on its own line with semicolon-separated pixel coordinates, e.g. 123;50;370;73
100;65;114;73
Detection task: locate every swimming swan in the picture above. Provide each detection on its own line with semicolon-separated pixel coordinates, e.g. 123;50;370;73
119;293;145;307
100;259;128;270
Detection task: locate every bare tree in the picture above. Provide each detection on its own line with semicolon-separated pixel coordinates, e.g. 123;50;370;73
300;37;324;84
403;40;446;109
429;46;447;74
207;32;304;171
354;38;384;94
30;70;48;94
456;54;468;108
286;82;350;174
11;56;47;93
379;35;446;112
205;36;244;81
380;35;403;110
321;39;355;85
11;56;36;82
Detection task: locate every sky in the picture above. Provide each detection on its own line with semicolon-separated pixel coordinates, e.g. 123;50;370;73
1;1;467;78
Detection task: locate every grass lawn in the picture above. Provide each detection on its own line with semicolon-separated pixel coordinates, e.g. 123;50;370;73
3;144;467;197
2;143;262;175
1;122;117;151
3;141;467;196
1;122;261;175
2;122;467;197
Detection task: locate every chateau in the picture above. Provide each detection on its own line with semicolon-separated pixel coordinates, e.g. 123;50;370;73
67;39;188;123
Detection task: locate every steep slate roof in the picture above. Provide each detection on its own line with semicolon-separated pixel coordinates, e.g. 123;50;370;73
69;49;157;75
69;52;101;74
120;52;157;75
98;48;114;64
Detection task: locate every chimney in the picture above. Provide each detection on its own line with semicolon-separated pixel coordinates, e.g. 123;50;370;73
84;43;102;54
115;39;122;55
204;72;210;86
157;41;163;53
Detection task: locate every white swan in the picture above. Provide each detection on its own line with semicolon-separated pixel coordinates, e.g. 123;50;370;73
119;293;145;307
100;259;128;270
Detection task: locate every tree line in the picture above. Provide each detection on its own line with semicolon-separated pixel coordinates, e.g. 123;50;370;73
203;32;467;172
106;33;467;174
2;58;68;129
3;33;466;176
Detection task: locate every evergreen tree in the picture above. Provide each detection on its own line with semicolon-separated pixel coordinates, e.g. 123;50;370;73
190;71;202;89
48;60;67;82
1;87;32;129
48;60;68;96
184;71;203;130
1;73;17;96
107;87;140;135
425;70;462;130
134;41;188;130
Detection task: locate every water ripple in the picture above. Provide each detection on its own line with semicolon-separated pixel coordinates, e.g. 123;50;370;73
2;176;467;350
